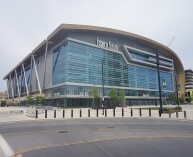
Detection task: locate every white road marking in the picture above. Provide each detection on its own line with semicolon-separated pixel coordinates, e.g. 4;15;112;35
0;134;14;157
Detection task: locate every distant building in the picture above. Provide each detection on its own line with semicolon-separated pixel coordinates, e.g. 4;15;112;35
185;69;193;90
0;91;7;100
185;69;193;102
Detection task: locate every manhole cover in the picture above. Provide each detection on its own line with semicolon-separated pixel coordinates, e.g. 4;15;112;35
59;130;68;133
106;127;115;129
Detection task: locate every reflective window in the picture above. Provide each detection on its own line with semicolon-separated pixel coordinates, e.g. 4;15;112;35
128;65;173;90
52;40;173;91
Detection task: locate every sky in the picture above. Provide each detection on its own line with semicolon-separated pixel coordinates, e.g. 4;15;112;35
0;0;193;91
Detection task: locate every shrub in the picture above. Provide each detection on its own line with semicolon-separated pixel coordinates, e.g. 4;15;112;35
174;106;182;110
0;100;6;107
162;107;170;111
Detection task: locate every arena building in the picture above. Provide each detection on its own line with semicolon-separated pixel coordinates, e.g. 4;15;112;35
3;24;185;107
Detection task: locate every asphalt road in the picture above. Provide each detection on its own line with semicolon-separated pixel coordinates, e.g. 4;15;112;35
0;118;193;157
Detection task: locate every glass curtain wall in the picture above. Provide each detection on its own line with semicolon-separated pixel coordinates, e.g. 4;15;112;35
52;40;174;107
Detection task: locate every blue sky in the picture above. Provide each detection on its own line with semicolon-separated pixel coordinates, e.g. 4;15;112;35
0;0;193;91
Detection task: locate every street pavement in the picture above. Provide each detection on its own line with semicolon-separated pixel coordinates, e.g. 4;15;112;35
0;118;193;157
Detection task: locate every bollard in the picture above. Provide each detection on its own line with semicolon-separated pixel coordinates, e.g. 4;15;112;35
131;108;133;117
169;111;171;118
184;110;187;119
36;110;38;119
105;108;107;117
113;108;115;117
63;110;65;118
139;108;142;117
45;110;47;118
122;108;124;117
54;110;56;118
80;109;82;117
71;109;73;118
96;108;98;117
159;110;162;117
149;108;151;117
88;109;90;117
176;111;179;118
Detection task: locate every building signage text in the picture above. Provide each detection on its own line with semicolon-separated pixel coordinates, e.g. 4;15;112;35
96;37;118;52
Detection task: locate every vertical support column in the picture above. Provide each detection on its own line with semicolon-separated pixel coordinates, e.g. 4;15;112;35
29;56;33;94
32;55;42;94
15;70;20;98
9;75;14;99
43;40;48;91
15;70;21;105
6;79;10;100
20;66;23;94
22;63;29;96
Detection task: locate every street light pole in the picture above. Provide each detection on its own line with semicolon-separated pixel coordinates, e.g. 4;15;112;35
102;58;105;115
175;76;180;106
156;50;163;114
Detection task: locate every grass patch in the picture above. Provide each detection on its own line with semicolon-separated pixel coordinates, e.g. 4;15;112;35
133;106;182;111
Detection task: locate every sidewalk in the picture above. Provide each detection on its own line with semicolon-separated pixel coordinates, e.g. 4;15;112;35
0;105;193;123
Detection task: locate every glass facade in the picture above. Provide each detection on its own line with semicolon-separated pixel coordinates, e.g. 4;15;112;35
52;40;173;90
51;40;174;107
128;65;173;91
52;41;128;87
128;48;173;68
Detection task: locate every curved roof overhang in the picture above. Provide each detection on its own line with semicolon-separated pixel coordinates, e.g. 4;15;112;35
3;24;185;93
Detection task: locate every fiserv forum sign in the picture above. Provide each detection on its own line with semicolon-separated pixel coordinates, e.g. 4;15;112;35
96;37;118;52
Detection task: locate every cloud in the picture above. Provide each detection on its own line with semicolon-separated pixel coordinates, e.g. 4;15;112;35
0;0;193;91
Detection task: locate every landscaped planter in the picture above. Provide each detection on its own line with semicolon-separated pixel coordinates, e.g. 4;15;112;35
162;109;182;114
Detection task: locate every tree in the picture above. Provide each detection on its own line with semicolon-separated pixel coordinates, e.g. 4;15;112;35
188;95;193;104
34;95;46;106
91;86;100;108
0;100;6;107
119;89;125;107
172;92;178;104
109;88;119;107
179;93;185;104
25;96;34;105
